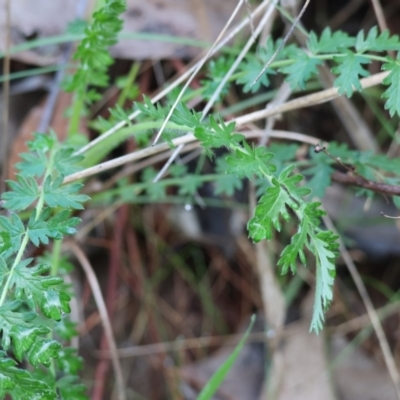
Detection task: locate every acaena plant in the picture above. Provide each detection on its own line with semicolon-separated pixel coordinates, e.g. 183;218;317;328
3;1;400;398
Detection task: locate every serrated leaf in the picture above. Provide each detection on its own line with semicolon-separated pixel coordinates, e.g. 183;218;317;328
278;202;326;274
10;260;71;320
178;175;202;196
236;56;273;93
2;176;40;211
382;57;400;117
309;231;338;333
308;28;355;54
54;317;78;341
16;151;47;178
214;174;243;196
27;132;56;153
248;166;311;242
53;147;84;176
278;218;308;274
194;116;243;149
0;352;56;399
170;102;202;129
0;302;50;361
281;49;322;89
0;214;25;255
237;37;283;93
57;375;89;400
333;51;370;96
28;208;81;246
202;56;233;100
27;337;62;367
43;176;89;210
356;26;400;53
226;142;276;179
56;348;83;375
135;95;166;120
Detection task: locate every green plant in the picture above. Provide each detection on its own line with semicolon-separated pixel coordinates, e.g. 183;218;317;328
0;132;89;399
78;23;400;334
3;0;400;397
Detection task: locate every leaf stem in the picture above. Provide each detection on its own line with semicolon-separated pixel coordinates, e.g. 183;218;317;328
0;230;30;306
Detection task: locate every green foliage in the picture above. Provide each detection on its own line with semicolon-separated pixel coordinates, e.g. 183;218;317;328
0;133;89;399
236;26;400;117
64;0;126;102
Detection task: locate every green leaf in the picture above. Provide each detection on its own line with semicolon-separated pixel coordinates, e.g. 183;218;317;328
64;0;126;103
2;176;40;211
26;337;62;367
27;132;56;154
214;174;243;196
356;26;400;53
10;260;71;320
16;151;47;178
308;28;355;54
382;56;400;117
54;317;78;341
202;56;233;100
194;117;243;149
170;102;202;129
278;202;326;274
135;95;166;120
178;175;202;196
57;375;89;400
28;208;81;246
236;56;273;93
333;51;370;96
0;214;25;255
142;168;166;201
248;166;310;242
53;147;84;176
0;352;55;399
226;142;276;179
0;301;50;361
43;176;90;210
281;49;322;90
309;231;338;333
197;315;255;400
56;348;83;375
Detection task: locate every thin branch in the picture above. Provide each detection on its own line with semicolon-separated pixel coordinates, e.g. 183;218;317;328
236;71;389;126
68;242;126;400
370;0;389;33
331;171;400;196
63;129;320;184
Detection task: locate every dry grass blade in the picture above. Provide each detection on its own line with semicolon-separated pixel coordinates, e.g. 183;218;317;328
322;214;400;400
235;71;389;126
63;129;321;184
69;242;126;400
371;0;389;32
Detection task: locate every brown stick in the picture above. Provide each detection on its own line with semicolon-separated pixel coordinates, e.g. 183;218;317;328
331;171;400;196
